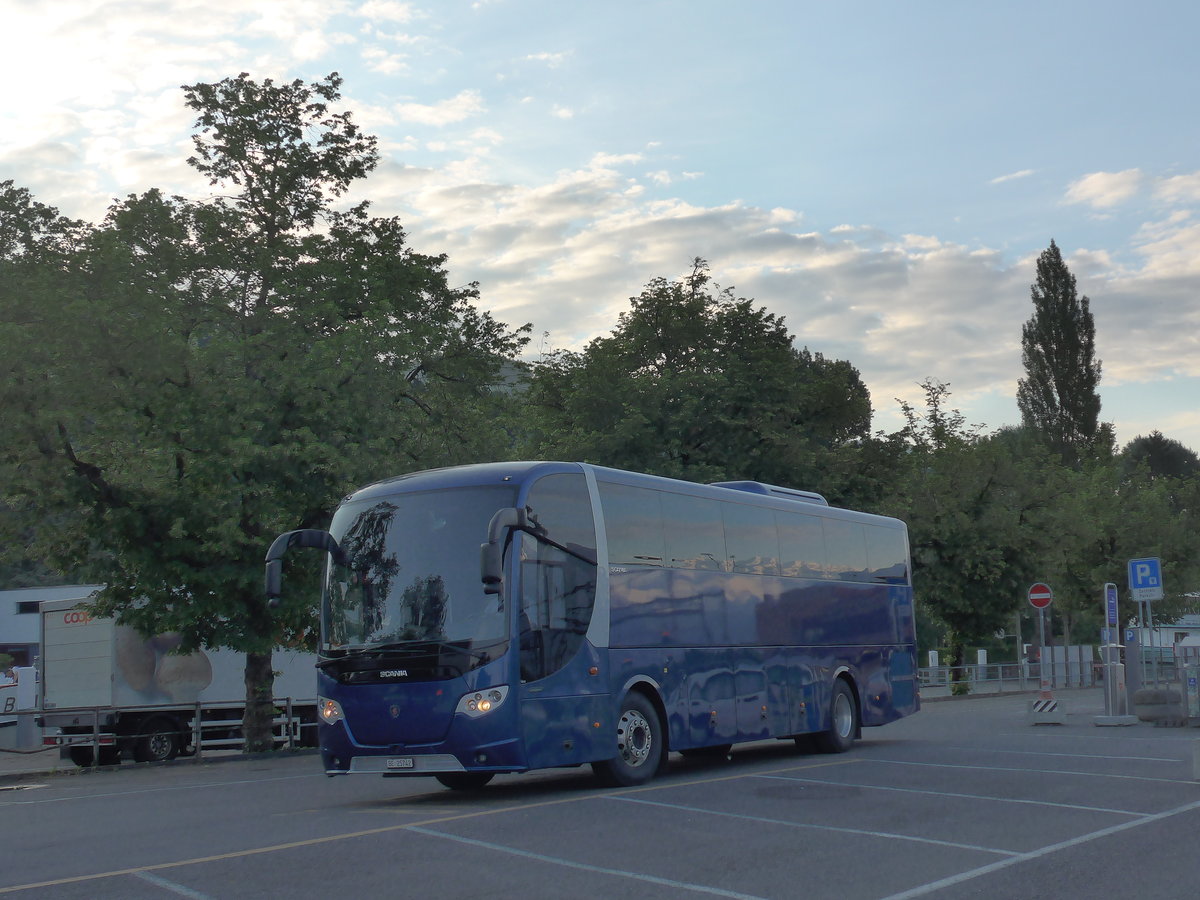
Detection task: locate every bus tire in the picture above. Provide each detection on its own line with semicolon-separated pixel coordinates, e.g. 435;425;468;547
592;692;663;787
435;772;495;790
814;679;858;754
135;718;181;763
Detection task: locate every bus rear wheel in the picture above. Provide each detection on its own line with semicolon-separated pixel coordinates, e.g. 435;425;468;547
814;679;858;754
592;692;663;787
435;772;495;790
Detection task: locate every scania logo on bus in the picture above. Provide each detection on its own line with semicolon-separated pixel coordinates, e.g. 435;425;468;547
62;611;92;625
380;669;408;679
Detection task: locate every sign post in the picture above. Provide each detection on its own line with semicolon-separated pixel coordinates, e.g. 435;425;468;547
1028;582;1053;691
1026;583;1063;724
1095;582;1137;726
1128;558;1164;687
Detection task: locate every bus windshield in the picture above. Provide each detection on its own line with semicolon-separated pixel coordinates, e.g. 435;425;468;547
321;486;516;656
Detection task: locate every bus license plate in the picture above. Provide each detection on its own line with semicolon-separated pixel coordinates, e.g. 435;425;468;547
386;757;414;769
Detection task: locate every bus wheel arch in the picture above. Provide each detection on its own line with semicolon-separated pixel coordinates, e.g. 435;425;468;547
592;686;666;786
814;675;860;754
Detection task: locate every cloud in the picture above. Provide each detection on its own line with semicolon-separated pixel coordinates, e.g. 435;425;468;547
1154;172;1200;205
356;1;417;24
990;169;1034;185
1065;169;1143;209
394;90;485;125
525;52;568;68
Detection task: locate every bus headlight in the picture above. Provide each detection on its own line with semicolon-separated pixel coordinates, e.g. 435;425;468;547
319;697;345;725
455;685;509;718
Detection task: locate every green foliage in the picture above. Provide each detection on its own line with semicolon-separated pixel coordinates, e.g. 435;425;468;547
1016;240;1110;465
524;258;871;489
888;382;1040;665
0;75;526;749
1120;431;1200;481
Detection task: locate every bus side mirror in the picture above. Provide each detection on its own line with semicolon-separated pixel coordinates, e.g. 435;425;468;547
265;559;283;603
264;529;344;608
481;507;528;594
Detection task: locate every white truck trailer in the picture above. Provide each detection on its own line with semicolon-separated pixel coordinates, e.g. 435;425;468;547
37;597;317;765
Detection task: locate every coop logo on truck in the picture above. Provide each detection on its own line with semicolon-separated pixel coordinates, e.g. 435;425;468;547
379;669;409;678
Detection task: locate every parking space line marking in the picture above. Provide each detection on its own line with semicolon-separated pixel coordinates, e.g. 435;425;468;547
878;796;1200;900
405;825;768;899
132;871;215;900
2;772;320;806
940;746;1180;762
756;774;1141;816
0;759;861;895
869;757;1190;784
607;795;1017;857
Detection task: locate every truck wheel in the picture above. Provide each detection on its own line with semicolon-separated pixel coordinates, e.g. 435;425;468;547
435;773;495;790
591;692;664;787
135;719;181;762
814;679;858;754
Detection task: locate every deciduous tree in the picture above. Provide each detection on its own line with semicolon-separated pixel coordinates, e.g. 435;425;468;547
525;259;871;490
0;75;527;750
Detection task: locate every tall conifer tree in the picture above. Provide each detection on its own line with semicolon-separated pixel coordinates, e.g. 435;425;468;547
1016;240;1106;464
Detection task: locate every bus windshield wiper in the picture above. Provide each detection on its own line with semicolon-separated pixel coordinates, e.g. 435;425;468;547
357;640;492;662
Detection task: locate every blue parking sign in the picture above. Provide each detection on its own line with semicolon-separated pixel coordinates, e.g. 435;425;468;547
1128;557;1163;602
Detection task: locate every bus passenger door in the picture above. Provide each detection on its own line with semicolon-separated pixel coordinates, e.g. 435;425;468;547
516;532;608;770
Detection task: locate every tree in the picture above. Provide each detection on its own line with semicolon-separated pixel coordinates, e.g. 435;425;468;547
1016;240;1111;465
0;75;527;750
1120;431;1200;482
886;382;1063;690
524;259;871;489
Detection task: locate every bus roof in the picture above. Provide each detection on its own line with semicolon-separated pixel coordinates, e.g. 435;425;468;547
342;461;904;528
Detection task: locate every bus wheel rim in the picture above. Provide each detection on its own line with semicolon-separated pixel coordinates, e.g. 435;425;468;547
834;692;853;737
617;709;652;767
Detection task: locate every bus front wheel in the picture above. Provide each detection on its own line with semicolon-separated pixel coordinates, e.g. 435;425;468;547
592;692;664;787
814;679;858;754
435;772;495;790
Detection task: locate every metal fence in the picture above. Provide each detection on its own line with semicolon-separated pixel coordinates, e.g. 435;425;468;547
918;661;1101;697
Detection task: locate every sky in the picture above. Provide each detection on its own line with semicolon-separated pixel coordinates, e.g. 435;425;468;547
6;0;1200;451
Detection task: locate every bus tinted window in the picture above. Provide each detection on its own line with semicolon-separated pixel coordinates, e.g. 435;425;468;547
722;503;780;575
599;482;665;566
777;510;826;579
822;518;868;582
526;473;597;556
661;492;725;570
864;524;908;584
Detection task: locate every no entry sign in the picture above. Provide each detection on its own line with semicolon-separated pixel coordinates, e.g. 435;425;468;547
1028;582;1053;609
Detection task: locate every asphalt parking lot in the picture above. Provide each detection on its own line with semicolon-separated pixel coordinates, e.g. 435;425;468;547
4;687;1200;899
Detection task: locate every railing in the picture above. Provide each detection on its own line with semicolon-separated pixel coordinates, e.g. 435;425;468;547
918;661;1099;697
32;697;316;766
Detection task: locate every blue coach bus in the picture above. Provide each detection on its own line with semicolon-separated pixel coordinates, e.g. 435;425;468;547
265;461;918;789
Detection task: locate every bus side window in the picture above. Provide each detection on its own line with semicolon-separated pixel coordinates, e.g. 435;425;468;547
823;519;869;582
777;510;826;579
